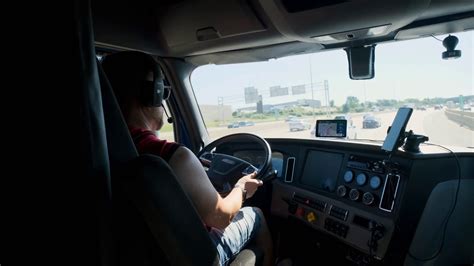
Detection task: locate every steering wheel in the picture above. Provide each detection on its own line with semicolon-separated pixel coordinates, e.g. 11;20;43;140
197;133;272;193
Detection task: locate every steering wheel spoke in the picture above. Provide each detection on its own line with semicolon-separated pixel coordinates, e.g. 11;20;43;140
241;164;259;175
197;133;272;193
199;151;214;167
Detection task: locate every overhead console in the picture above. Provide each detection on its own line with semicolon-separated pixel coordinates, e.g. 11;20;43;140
158;0;283;56
258;0;431;44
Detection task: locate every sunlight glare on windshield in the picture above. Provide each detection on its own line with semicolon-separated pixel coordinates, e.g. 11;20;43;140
189;31;473;148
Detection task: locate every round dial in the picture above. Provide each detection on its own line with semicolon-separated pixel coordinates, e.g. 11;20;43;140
356;173;367;186
349;189;360;201
336;185;347;197
362;192;375;205
370;176;382;190
343;170;354;183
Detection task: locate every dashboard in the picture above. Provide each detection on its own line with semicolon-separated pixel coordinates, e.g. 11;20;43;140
222;138;473;264
270;145;401;260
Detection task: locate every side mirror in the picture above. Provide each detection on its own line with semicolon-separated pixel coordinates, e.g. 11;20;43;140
344;45;376;80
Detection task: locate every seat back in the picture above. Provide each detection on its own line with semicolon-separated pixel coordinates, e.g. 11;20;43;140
98;56;219;265
76;0;114;264
405;179;474;265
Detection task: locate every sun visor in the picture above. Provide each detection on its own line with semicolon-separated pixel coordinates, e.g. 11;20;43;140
395;17;474;40
160;1;266;48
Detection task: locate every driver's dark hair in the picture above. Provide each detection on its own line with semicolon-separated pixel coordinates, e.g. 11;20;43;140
101;51;158;112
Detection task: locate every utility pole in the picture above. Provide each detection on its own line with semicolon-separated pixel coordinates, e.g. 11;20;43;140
363;80;367;105
218;97;224;125
309;56;315;120
324;80;330;117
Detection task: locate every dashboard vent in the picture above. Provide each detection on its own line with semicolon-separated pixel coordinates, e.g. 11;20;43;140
285;157;295;183
379;173;400;212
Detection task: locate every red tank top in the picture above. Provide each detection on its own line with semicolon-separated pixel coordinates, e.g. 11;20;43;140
129;127;181;162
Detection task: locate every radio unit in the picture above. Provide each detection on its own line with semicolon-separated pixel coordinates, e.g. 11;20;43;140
346;155;384;173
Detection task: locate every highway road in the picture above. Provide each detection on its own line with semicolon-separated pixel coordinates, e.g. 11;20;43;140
161;109;473;148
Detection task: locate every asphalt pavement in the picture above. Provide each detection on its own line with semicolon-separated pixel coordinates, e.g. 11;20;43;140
160;109;473;148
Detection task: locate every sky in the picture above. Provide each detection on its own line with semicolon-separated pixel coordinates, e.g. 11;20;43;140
191;31;473;109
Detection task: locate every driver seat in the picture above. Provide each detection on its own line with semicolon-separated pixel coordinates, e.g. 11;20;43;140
98;53;263;265
77;0;263;263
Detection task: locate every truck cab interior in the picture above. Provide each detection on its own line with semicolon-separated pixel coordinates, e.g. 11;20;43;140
77;0;474;265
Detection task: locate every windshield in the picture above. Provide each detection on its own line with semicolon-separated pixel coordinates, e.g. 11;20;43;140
191;32;473;148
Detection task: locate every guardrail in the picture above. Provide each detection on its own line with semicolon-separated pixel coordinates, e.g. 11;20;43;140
445;109;474;130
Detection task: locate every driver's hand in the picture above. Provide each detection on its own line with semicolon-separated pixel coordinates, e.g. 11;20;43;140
235;172;262;199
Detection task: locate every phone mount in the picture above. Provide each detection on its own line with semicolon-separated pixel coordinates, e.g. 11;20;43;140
386;127;429;153
403;130;429;153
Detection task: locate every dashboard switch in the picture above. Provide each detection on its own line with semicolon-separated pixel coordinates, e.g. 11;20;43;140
296;207;305;218
370;176;382;190
349;189;360;201
329;205;349;221
336;185;347;197
344;170;354;183
356;173;367;186
325;218;349;238
306;211;316;223
362;192;375;205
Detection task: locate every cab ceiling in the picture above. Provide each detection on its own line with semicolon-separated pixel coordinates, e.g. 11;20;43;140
92;0;474;65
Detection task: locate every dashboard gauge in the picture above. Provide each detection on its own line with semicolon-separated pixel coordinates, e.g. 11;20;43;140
370;176;382;190
336;185;347;197
356;173;367;186
343;170;354;183
349;189;360;201
362;192;375;205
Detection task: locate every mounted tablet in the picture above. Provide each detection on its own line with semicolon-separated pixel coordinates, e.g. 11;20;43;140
316;120;347;138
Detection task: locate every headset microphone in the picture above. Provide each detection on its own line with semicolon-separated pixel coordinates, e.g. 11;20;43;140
163;105;173;124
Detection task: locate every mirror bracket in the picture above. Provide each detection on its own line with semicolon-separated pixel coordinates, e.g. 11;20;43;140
344;45;376;80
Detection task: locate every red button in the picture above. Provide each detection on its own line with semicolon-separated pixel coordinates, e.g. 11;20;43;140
296;207;304;217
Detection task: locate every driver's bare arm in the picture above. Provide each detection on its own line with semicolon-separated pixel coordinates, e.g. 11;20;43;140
168;146;262;230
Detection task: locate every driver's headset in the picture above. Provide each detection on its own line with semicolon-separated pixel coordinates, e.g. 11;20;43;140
139;55;170;107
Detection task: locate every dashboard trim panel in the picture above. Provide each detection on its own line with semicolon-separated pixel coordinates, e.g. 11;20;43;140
285;157;296;183
379;173;401;213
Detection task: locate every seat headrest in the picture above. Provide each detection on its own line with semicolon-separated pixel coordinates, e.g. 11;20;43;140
97;60;138;165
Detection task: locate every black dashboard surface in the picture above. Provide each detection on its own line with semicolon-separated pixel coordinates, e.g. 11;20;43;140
265;138;473;264
219;138;474;264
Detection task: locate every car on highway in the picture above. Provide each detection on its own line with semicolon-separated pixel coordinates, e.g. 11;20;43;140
285;115;298;122
334;114;354;127
362;115;381;128
227;122;240;128
227;121;255;128
289;119;311;131
239;121;255;127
